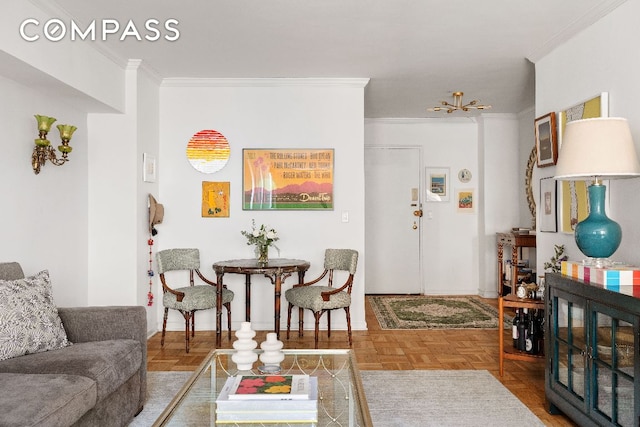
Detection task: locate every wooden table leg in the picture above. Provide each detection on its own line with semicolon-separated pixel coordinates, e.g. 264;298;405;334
215;272;224;347
245;274;251;322
274;274;282;338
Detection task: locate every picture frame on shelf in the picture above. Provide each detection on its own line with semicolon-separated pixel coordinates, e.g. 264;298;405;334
425;167;449;202
539;177;557;232
534;112;558;167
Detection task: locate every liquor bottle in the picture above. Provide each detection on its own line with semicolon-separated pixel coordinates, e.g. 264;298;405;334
517;308;528;351
535;310;545;355
526;309;536;354
512;309;520;348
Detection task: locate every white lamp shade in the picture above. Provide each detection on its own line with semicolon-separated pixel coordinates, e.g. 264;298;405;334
554;117;640;180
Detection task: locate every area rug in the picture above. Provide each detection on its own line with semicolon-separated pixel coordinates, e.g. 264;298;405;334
131;370;543;426
361;370;544;426
128;371;190;427
369;295;510;329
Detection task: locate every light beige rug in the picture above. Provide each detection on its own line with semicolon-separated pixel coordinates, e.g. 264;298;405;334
132;369;543;426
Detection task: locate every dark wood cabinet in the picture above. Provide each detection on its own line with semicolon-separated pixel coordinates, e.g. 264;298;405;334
545;273;640;426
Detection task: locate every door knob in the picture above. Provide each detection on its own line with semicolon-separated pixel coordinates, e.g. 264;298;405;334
413;221;418;230
413;210;423;217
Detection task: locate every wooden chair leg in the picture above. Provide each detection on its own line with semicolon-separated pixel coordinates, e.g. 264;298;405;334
345;307;352;346
298;307;304;337
161;308;169;347
225;303;232;340
327;310;331;338
191;311;196;338
313;311;323;349
184;312;191;353
286;303;293;339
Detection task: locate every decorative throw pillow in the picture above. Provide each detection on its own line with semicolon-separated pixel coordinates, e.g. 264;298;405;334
0;270;71;361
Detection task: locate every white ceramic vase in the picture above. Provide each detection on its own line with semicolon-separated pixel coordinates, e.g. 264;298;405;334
231;322;258;370
259;332;285;366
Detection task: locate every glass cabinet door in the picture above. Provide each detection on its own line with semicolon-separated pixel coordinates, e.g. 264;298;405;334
549;288;587;409
590;302;638;426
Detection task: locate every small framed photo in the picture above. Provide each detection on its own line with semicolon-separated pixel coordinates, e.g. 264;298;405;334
143;153;156;182
456;188;475;213
539;177;557;232
535;112;558;167
425;167;449;202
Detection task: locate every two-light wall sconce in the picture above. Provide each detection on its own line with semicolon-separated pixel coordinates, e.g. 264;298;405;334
32;114;77;175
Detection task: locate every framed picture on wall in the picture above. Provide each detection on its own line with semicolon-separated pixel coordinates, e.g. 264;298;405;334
456;188;475;213
242;148;334;210
539;177;557;232
202;181;230;217
425;167;449;202
535;112;558;167
558;93;609;233
559;92;609;143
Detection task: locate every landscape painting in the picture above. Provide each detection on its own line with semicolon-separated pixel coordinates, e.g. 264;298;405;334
243;149;334;210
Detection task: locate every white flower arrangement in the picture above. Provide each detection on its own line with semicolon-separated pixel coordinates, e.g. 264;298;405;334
241;219;280;253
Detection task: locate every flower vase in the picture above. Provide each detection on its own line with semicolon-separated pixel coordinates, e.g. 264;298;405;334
257;244;269;265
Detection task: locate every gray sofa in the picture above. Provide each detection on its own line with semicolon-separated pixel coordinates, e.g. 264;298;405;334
0;262;147;427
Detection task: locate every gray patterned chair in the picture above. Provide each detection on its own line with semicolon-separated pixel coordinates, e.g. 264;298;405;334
156;248;234;352
285;249;358;348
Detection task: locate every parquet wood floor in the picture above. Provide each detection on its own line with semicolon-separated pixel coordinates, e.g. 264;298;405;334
146;296;577;426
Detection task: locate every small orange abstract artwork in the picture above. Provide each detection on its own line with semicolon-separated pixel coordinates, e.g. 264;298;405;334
202;181;230;217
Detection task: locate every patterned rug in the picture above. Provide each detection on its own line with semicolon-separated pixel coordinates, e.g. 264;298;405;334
369;295;510;329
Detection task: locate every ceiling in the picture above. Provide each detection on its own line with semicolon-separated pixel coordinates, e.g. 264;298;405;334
45;0;625;118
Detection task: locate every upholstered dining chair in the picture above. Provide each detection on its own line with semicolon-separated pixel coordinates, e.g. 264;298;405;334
285;249;359;348
156;248;234;353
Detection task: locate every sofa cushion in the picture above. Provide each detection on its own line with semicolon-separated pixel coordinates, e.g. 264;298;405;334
0;339;142;402
0;372;96;427
0;270;71;361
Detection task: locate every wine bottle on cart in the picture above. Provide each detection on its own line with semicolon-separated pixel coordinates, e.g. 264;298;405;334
517;308;528;351
512;308;520;348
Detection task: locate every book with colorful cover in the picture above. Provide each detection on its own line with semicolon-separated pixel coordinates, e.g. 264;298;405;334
225;374;311;400
216;376;317;412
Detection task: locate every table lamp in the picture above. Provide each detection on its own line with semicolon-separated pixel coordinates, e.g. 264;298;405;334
554;117;640;265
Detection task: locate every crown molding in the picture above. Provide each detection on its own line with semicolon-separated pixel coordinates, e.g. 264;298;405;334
527;0;628;63
365;117;477;125
161;77;370;88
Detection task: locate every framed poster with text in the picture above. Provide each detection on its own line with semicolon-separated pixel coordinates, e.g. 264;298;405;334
243;148;334;210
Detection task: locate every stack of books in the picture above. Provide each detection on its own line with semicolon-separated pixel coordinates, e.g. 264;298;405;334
215;374;318;424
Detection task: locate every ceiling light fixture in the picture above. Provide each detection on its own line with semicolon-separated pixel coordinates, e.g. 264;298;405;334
428;91;491;113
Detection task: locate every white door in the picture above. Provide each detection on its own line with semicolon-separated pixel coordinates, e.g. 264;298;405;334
365;146;422;294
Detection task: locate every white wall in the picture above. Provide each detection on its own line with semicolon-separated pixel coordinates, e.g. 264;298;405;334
0;73;89;305
0;1;125;113
1;36;160;334
365;117;520;296
535;0;640;270
156;79;368;333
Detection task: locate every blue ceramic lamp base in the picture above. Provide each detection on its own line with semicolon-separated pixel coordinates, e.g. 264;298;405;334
574;184;621;261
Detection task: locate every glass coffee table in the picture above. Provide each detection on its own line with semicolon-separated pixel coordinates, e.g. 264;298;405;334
153;349;372;426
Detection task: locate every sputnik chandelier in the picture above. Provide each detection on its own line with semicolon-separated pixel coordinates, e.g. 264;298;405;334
428;91;491;113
